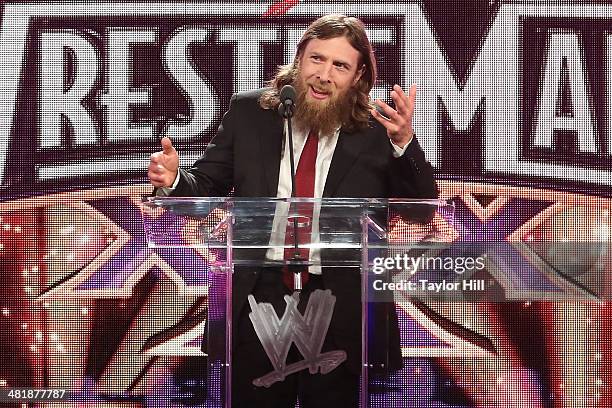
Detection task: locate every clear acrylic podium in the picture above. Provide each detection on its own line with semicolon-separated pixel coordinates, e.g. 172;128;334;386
141;197;454;407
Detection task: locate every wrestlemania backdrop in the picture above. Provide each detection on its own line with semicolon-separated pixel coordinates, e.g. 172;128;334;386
0;0;611;407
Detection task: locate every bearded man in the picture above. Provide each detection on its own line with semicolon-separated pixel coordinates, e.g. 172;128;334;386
148;14;437;408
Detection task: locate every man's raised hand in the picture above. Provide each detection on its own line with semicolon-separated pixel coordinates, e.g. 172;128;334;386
370;84;416;148
148;137;179;188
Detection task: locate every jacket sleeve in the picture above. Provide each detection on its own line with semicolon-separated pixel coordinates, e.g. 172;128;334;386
389;135;439;199
170;94;238;197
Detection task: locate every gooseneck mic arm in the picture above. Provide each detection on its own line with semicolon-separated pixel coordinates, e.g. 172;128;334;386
278;85;305;291
278;85;297;198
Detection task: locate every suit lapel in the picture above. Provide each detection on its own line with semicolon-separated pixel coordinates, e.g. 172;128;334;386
258;117;371;197
323;128;370;197
258;110;284;196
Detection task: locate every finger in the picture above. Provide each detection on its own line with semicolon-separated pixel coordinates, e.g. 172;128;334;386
370;108;400;133
374;99;400;121
392;84;407;100
390;90;408;116
148;173;163;183
150;179;165;188
149;160;169;176
148;166;172;183
150;152;162;165
161;137;175;155
148;168;162;181
393;83;415;105
148;161;162;173
148;171;165;186
407;84;417;115
392;84;413;114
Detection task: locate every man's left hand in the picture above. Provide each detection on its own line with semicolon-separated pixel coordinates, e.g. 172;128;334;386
370;84;416;148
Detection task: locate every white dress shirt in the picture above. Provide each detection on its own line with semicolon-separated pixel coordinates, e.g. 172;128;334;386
267;121;409;274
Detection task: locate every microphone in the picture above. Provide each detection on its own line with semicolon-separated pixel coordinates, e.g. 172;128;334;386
276;85;298;196
277;84;307;290
278;85;296;118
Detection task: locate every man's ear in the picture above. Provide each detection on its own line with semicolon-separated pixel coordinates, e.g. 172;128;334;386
352;64;365;86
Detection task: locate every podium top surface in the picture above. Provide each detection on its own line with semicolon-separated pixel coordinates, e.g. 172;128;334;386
144;196;451;206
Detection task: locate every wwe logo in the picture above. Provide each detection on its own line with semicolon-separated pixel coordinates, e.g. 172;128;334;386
248;289;347;387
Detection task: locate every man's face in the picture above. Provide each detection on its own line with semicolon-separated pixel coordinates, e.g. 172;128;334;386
297;36;363;104
293;36;364;133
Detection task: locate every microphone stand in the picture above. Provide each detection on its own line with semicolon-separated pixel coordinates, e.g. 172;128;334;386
280;98;307;291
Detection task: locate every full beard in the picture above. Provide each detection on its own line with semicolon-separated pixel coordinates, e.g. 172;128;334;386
292;78;354;136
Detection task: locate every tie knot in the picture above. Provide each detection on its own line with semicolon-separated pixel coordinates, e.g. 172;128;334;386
306;129;319;144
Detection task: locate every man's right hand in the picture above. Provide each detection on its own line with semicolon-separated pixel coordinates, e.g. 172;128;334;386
148;137;179;187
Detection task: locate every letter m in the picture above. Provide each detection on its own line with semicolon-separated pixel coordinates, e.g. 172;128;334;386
402;4;518;171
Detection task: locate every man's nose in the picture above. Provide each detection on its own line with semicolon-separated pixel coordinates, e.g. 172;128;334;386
316;63;333;83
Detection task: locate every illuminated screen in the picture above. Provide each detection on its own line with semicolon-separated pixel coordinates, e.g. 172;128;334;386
0;1;610;407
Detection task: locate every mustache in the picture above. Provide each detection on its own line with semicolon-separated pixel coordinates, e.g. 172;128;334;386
307;81;332;93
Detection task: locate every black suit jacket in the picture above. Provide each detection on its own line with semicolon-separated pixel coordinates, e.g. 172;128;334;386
171;88;438;374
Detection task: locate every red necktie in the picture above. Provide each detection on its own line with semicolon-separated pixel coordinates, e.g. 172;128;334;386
283;130;318;289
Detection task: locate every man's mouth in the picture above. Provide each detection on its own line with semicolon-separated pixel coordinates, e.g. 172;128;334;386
309;85;331;100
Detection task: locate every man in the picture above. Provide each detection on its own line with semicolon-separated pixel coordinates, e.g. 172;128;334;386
148;14;437;407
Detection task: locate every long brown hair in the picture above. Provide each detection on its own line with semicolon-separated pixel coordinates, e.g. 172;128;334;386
259;14;377;132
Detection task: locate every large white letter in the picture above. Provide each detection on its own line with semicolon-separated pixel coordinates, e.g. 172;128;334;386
99;28;156;142
533;31;597;153
403;5;499;167
217;28;277;93
39;30;99;147
163;27;218;140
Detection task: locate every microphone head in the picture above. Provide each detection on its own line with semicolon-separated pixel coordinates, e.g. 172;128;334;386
279;85;296;104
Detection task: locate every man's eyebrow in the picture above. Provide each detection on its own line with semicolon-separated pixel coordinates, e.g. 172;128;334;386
307;51;352;69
